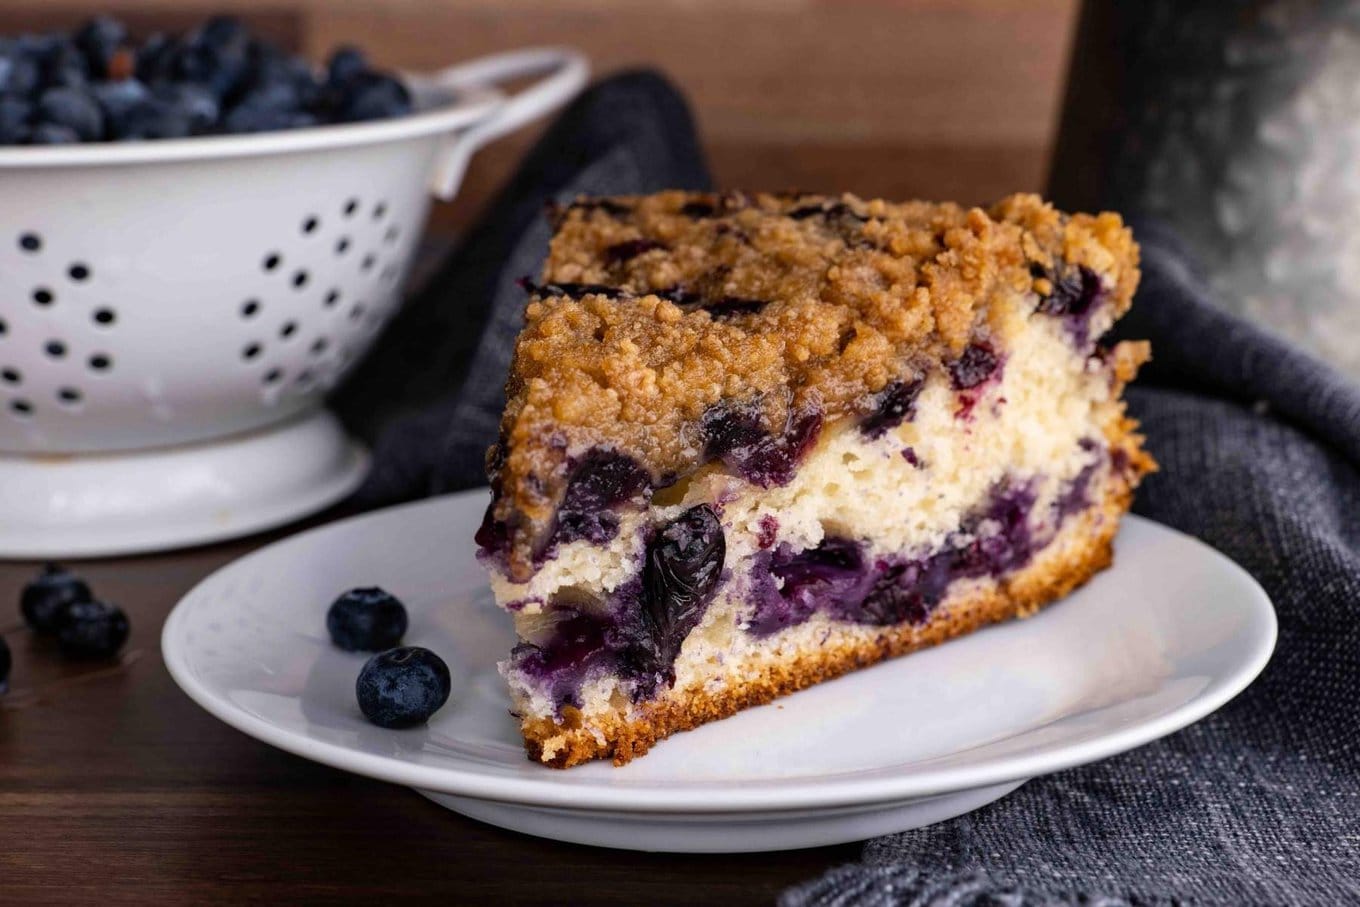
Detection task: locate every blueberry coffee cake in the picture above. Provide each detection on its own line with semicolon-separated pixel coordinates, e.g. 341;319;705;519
477;191;1154;767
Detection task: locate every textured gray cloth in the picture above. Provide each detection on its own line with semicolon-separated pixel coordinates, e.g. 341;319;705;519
333;74;1360;906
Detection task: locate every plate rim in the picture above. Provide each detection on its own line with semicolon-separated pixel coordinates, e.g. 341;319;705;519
163;492;1277;814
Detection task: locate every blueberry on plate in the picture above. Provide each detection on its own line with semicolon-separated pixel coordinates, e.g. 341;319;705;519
326;586;408;652
21;563;93;634
0;635;10;694
57;599;130;659
355;647;451;728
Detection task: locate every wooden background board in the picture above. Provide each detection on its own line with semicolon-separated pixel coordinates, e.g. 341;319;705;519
2;0;1079;232
0;2;1080;901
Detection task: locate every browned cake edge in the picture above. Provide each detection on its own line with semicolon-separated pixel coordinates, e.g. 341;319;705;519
520;420;1151;768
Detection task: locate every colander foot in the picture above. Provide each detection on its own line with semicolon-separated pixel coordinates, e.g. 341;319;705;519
0;409;368;559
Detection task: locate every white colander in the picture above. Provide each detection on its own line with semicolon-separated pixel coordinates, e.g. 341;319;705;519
0;47;588;558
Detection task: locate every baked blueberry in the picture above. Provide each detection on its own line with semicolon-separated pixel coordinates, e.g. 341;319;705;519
326;586;408;652
355;646;451;728
21;564;92;634
57;599;130;659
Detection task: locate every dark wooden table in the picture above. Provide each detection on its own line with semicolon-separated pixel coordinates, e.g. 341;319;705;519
0;509;859;904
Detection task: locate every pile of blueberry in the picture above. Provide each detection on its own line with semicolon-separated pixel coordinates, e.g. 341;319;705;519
326;587;451;728
1;564;131;693
0;14;412;145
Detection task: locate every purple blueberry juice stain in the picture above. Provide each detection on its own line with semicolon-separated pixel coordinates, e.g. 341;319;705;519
757;515;780;549
949;342;1002;390
605;238;665;263
744;477;1087;637
861;379;924;439
1033;263;1106;348
700;401;823;487
544;449;651;552
511;507;727;710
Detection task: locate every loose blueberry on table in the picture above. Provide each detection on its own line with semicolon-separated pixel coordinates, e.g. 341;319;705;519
57;599;130;659
0;14;413;146
355;646;452;729
326;586;408;652
21;563;93;634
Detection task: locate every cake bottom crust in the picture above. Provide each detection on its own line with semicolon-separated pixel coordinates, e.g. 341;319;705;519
521;462;1139;769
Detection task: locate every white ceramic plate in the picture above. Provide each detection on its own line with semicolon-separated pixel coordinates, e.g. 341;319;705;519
163;490;1276;852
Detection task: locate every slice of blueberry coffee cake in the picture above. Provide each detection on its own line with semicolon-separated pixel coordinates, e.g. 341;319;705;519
477;191;1155;768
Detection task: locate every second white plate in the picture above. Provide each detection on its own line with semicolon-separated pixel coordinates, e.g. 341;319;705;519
163;491;1275;852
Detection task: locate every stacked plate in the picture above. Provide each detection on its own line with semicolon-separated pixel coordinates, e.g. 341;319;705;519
163;490;1275;852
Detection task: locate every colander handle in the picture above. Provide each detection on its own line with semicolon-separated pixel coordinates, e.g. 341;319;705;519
425;47;590;200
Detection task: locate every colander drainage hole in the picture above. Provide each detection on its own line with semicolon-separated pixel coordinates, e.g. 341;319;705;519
335;238;351;255
263;252;282;272
68;263;91;282
361;254;375;272
93;307;116;326
9;399;32;417
0;317;7;334
384;226;399;244
310;337;328;355
302;216;319;235
324;290;340;308
57;387;81;406
18;233;41;253
242;343;262;361
263;368;283;385
88;353;112;372
2;367;20;385
241;300;261;319
349;304;365;321
373;202;387;220
344;199;359;217
292;271;309;289
32;287;54;306
280;321;297;339
45;340;66;359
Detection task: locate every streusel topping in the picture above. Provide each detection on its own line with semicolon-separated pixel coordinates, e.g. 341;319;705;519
484;191;1139;580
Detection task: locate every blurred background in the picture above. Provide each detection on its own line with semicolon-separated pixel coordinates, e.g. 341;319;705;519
0;0;1078;237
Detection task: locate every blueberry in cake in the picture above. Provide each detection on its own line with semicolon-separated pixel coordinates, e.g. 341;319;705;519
477;191;1155;767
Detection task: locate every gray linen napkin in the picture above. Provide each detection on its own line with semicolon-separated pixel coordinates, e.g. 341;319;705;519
333;73;1360;906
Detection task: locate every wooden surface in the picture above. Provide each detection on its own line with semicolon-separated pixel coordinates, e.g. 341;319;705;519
0;2;1080;901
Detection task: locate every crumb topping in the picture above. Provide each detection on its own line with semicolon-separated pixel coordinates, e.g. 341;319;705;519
485;191;1140;581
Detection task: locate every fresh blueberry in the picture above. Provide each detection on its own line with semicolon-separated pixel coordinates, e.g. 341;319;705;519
0;635;11;693
74;15;127;78
27;122;80;144
326;46;367;87
152;83;218;133
114;99;192;140
37;86;103;140
336;72;411;122
134;32;178;84
0;96;31;143
92;78;150;122
355;646;451;728
57;599;130;659
326;586;408;652
0;40;41;96
638;505;726;674
21;564;92;634
39;40;90;90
